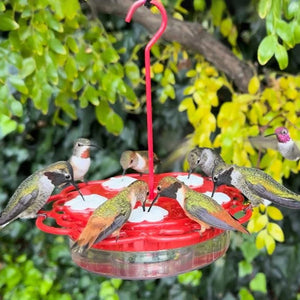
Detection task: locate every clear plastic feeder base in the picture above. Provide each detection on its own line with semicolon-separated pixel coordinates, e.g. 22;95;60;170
36;172;251;279
70;231;230;279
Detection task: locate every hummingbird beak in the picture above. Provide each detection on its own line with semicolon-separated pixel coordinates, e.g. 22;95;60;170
264;133;276;137
142;201;146;212
147;194;160;212
188;168;193;179
211;183;217;198
71;181;85;201
122;169;126;176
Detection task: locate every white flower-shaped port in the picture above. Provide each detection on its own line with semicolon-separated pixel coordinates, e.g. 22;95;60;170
102;176;137;190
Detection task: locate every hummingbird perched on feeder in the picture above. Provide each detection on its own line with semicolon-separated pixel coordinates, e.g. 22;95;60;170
150;176;248;234
120;150;160;175
72;180;149;255
212;163;300;209
249;127;300;161
187;147;225;178
0;161;80;229
69;138;98;182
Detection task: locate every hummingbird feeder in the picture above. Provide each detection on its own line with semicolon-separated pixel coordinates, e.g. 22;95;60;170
36;0;251;279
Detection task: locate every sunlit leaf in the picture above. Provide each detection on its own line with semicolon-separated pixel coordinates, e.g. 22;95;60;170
250;272;267;293
266;206;283;220
267;222;284;242
257;35;277;65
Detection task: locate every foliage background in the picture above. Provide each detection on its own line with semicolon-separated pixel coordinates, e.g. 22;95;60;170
1;0;300;299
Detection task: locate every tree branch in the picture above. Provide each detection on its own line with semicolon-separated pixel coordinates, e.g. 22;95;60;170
90;0;254;93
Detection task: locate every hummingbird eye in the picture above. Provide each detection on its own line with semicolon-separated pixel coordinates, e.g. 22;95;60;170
281;129;287;135
65;174;71;180
157;186;161;191
213;175;218;182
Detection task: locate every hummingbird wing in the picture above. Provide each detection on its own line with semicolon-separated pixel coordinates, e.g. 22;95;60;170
290;143;300;161
249;135;278;151
247;181;300;209
0;189;39;226
185;191;248;233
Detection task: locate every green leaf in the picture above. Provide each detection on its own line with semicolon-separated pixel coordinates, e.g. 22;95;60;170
10;99;23;117
0;115;18;138
275;44;288;70
0;3;5;12
238;260;253;277
20;57;36;78
106;111;124;135
125;61;140;85
65;56;78;81
193;0;206;11
250;273;267;293
257;35;277;65
220;18;233;37
240;240;260;263
0;14;19;31
276;20;294;47
239;288;255;300
211;0;226;26
49;38;67;55
95;100;110;125
101;48;119;64
258;0;272;19
9;76;29;94
66;36;79;53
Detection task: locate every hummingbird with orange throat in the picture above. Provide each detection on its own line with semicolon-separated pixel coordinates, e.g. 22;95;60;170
0;161;79;229
150;176;248;234
120;150;160;175
249;127;300;161
71;180;149;254
69;138;98;182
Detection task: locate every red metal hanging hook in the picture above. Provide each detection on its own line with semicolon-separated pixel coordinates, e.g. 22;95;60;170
125;0;168;200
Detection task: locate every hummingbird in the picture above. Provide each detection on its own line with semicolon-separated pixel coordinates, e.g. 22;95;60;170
212;163;300;209
150;176;248;234
69;138;98;182
249;127;300;161
0;161;79;229
71;180;149;254
120;150;160;175
187;147;225;178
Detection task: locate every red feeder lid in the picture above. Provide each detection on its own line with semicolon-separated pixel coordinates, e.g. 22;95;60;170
36;172;251;279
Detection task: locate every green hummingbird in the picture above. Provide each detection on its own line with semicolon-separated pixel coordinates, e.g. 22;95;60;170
120;150;160;175
212;163;300;209
72;180;149;254
0;161;79;229
151;176;248;234
69;138;98;182
187;147;225;178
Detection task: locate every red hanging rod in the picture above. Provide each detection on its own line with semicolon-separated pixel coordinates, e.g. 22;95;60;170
125;0;168;200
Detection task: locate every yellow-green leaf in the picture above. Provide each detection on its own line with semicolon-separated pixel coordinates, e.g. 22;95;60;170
265;233;276;255
256;229;267;249
266;206;283;220
248;76;260;95
253;214;268;232
258;0;272;19
267;222;284;242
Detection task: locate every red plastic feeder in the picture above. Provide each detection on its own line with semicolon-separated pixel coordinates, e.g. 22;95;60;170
36;0;252;279
36;172;251;279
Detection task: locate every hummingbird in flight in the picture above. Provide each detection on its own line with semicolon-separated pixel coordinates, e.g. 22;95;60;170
120;150;160;175
0;161;79;229
69;138;98;182
249;127;300;161
71;180;149;254
187;147;225;178
150;176;248;234
212;163;300;209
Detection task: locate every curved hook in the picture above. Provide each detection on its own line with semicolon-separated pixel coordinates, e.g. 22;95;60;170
125;0;168;201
